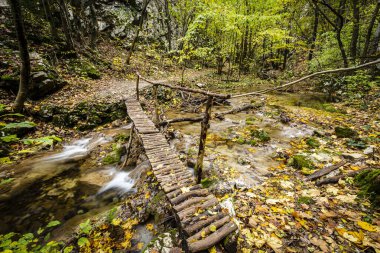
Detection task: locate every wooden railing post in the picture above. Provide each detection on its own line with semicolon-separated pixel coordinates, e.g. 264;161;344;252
195;95;213;184
136;74;140;101
153;84;160;124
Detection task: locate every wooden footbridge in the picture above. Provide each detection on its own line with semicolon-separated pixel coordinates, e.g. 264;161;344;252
124;74;237;252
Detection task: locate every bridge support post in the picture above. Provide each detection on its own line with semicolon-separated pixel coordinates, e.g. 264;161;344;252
136;75;140;101
195;95;213;184
153;84;160;125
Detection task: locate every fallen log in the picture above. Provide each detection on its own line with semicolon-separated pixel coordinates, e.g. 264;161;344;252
306;160;347;181
159;116;203;126
316;168;371;186
214;103;262;120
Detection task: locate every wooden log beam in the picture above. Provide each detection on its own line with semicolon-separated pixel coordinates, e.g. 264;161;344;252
184;213;226;235
187;221;237;252
306;160;347;181
316;168;372;186
171;189;209;205
159;116;203;126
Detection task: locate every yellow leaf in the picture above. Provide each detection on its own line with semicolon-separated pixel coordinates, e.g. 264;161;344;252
210;225;217;232
145;191;151;199
137;242;144;250
147;171;153;176
146;223;154;231
357;221;378;232
112;218;122;226
266;235;283;251
201;231;206;238
208;246;217;253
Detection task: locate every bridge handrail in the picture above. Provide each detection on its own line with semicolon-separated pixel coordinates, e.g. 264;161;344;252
136;72;231;99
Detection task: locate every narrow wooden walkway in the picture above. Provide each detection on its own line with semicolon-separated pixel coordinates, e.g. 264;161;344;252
126;98;237;252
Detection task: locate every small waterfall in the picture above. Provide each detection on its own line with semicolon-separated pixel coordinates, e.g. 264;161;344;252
97;169;135;194
42;137;107;162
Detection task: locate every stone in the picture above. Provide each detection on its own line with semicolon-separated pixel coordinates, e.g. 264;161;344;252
31;71;48;82
363;146;374;155
342;152;364;160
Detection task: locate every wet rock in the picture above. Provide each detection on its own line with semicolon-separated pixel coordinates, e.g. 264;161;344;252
145;230;181;253
334;127;358;138
310;152;332;163
78;169;114;195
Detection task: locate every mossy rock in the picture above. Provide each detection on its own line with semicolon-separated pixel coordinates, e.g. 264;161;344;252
335;127;358;138
250;129;270;142
289;154;315;170
103;144;125;165
306;137;320;148
245;117;256;125
354;169;380;206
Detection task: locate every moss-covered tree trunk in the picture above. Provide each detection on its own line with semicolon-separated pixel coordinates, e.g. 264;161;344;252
8;0;30;112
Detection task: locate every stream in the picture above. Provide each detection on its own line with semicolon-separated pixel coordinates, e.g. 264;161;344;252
0;127;139;237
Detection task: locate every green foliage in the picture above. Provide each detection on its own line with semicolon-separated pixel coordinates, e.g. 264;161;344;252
107;207;118;223
0;135;19;143
77;237;90;247
0;223;62;253
22;135;62;146
346;138;367;149
250;129;271;142
79;219;92;235
0;157;11;164
297;196;315;205
69;59;101;79
1;121;36;130
0;178;14;186
46;220;61;228
201;177;216;188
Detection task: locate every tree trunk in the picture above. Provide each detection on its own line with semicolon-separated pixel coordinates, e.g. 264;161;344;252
58;0;74;50
308;8;319;61
350;0;360;62
89;0;98;49
8;0;30;112
337;30;349;67
361;0;380;63
163;0;172;51
41;0;58;40
126;0;151;65
337;0;349;67
369;21;380;57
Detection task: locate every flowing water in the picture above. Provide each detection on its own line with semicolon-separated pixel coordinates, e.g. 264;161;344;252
167;95;315;189
0;128;138;235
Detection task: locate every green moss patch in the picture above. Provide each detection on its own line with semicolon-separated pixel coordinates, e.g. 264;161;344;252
335;127;358;138
289;155;315;170
354;169;380;206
